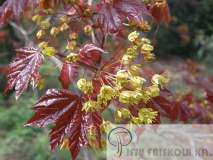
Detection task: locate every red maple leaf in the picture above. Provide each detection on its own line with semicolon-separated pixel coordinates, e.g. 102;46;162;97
149;3;172;24
26;89;102;160
5;47;44;99
59;63;79;89
78;43;105;68
0;0;31;26
96;0;148;34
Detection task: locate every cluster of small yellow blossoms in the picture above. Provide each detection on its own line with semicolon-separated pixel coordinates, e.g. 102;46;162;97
76;30;169;125
80;83;118;112
38;41;57;56
77;78;93;94
115;107;158;124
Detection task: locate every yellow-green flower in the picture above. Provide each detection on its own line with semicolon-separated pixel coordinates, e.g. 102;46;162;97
77;78;93;94
65;53;79;63
82;100;98;112
152;74;169;87
128;31;140;42
146;85;160;97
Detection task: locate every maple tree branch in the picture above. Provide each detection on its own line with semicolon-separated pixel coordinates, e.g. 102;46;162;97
49;56;63;70
9;21;30;45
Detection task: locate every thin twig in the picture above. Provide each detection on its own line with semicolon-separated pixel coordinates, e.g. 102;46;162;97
9;21;30;45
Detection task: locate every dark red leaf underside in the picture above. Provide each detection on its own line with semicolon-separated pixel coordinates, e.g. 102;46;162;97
79;43;104;67
59;63;79;89
97;0;148;34
26;89;102;160
150;3;172;24
5;47;43;99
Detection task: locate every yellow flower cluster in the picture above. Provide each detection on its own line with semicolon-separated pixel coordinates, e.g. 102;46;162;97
82;100;98;113
152;74;169;88
115;108;131;122
131;108;158;124
77;78;93;94
82;85;118;113
65;53;79;63
97;85;117;106
38;42;57;57
33;13;71;41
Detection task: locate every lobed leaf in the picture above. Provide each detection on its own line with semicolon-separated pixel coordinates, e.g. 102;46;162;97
26;89;102;160
5;47;44;99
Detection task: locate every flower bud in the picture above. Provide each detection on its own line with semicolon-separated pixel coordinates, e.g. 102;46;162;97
50;27;60;36
146;85;160;97
128;64;141;76
69;32;78;40
40;20;51;30
32;14;42;24
60;23;69;31
66;41;77;51
138;108;158;124
116;70;129;86
65;53;79;63
130;76;146;90
82;100;98;112
36;30;46;39
141;38;151;44
122;55;135;65
99;85;116;101
38;41;48;49
126;47;138;57
119;91;143;105
41;46;57;57
115;108;131;122
128;31;140;42
84;25;92;35
141;44;154;52
100;121;112;133
139;21;151;32
151;74;169;87
77;78;93;94
143;52;155;61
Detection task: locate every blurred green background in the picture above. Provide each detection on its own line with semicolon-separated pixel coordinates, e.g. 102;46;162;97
0;0;213;159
